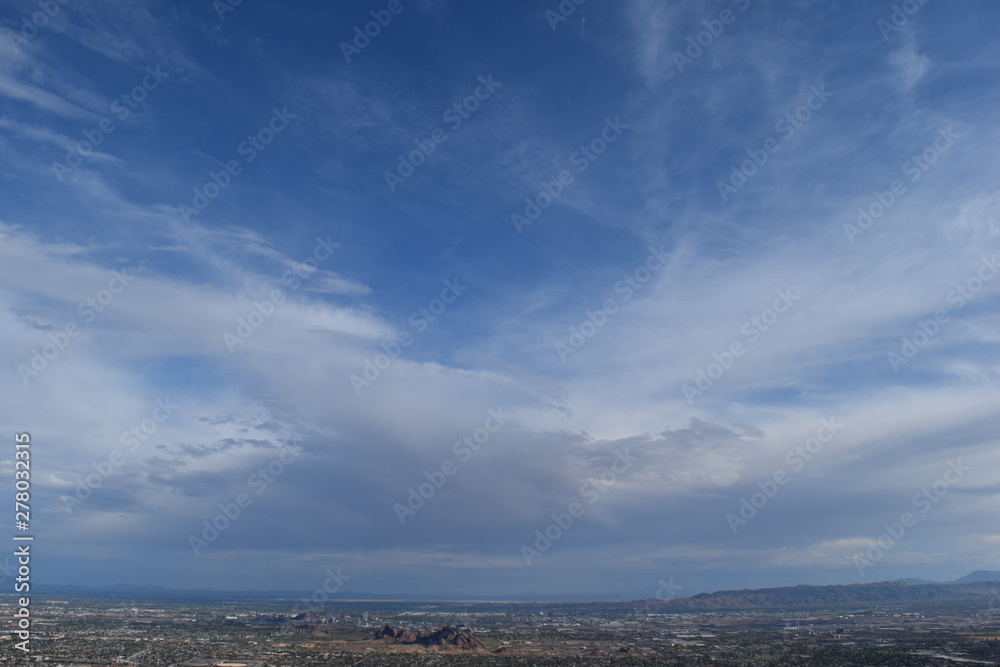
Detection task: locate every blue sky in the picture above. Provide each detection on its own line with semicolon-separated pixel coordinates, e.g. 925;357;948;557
1;0;999;599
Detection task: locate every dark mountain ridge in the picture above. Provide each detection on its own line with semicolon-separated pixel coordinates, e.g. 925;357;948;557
951;570;1000;584
623;579;1000;611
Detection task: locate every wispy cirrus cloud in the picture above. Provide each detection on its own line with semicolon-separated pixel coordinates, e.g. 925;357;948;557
0;0;998;597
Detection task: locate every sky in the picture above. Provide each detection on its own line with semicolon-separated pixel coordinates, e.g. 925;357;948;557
1;0;999;601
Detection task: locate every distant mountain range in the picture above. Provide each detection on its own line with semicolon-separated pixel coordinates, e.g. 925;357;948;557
622;576;1000;611
951;570;1000;584
22;571;1000;606
895;571;1000;586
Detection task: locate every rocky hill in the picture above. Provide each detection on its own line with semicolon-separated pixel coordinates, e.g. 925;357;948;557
374;624;486;650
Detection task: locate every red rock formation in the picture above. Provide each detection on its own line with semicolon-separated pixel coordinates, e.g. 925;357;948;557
371;624;486;650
